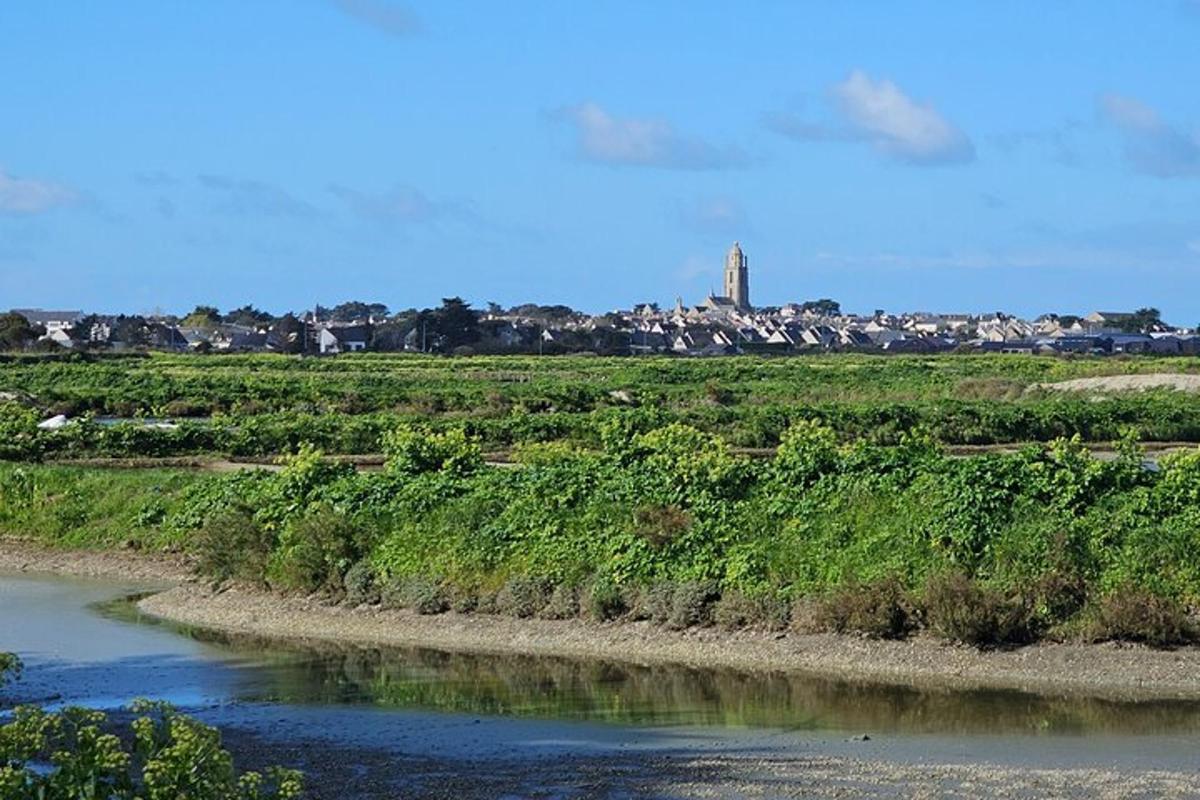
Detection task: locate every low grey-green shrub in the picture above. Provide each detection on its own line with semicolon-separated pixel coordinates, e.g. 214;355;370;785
448;581;482;613
1084;586;1196;647
494;576;553;618
922;572;1033;647
269;505;358;595
631;582;676;623
194;505;274;586
713;591;761;630
343;559;380;605
814;577;915;639
539;584;580;619
581;579;627;621
668;580;720;629
381;575;449;614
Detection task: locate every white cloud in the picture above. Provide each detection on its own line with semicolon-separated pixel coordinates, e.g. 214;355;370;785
331;0;420;36
767;70;974;165
833;70;974;164
0;168;76;214
1098;92;1200;178
560;102;748;170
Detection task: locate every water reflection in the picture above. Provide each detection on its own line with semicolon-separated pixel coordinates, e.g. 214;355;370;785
97;596;1200;736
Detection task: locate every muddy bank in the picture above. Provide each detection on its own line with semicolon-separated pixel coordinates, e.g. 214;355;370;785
213;721;1200;800
5;540;1200;703
0;539;193;584
134;583;1200;702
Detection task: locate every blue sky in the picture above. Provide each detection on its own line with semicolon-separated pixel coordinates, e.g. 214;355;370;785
2;1;1199;320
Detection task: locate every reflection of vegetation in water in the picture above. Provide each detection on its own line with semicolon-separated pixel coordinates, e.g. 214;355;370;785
268;646;1200;735
93;595;1200;735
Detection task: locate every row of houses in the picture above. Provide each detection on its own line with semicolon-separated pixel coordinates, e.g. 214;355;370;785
607;305;1194;356
10;309;372;355
10;307;1195;357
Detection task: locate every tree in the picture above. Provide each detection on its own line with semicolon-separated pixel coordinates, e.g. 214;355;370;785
433;297;481;349
0;312;42;350
327;301;389;323
273;313;308;354
1120;307;1168;333
507;303;579;321
181;305;221;328
223;304;274;327
111;315;151;347
801;298;841;317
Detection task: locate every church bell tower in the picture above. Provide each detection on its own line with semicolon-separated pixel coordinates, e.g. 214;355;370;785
724;241;750;310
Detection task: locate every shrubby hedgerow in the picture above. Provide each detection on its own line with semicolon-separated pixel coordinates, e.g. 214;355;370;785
4;417;1200;648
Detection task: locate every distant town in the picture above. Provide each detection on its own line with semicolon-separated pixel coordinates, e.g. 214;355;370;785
3;242;1195;357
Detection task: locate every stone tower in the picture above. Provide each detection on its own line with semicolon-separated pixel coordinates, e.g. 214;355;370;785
724;241;750;310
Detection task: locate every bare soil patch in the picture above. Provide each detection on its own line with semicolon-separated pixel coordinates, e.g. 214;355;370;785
1038;373;1200;393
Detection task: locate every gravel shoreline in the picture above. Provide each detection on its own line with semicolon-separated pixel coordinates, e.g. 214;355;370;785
5;540;1200;702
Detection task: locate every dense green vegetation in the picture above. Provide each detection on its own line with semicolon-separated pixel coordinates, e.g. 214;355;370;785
5;352;1200;459
0;701;302;799
0;654;19;687
2;653;302;798
4;421;1198;647
4;352;1198;647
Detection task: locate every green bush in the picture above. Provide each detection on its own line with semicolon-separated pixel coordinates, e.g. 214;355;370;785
0;402;41;461
0;652;20;687
0;701;302;799
382;425;482;477
9;403;1200;649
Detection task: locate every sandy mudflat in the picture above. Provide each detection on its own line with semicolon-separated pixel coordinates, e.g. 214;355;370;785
4;539;1200;702
216;727;1200;800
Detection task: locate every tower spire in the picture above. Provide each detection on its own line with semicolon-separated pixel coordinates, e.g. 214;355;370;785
724;241;750;310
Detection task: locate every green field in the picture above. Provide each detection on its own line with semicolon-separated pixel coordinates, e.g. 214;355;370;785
5;352;1200;460
4;352;1200;648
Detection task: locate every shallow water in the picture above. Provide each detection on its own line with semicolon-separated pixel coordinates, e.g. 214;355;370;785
6;571;1200;743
